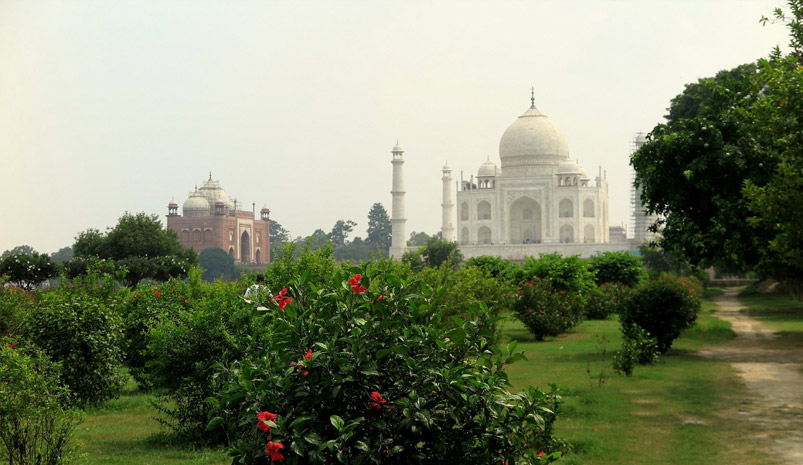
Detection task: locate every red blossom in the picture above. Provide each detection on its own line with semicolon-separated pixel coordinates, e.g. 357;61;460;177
184;299;189;304
257;411;277;431
538;451;545;457
348;274;367;294
10;343;15;350
135;293;141;298
155;291;162;297
272;288;293;310
301;370;309;376
370;391;387;410
265;441;284;462
305;349;312;360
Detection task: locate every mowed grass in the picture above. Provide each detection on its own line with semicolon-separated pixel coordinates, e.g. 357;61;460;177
73;377;228;465
500;294;779;465
738;289;803;349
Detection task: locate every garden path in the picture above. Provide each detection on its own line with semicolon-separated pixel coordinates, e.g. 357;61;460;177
699;288;803;464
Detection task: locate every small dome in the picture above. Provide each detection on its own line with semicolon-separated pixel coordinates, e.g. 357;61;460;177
392;143;404;152
182;191;210;217
557;160;583;175
579;166;591;180
168;198;178;208
499;104;569;170
478;160;497;177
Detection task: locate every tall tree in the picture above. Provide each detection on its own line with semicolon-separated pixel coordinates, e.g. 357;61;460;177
0;251;59;289
50;246;73;265
199;247;240;282
269;220;291;261
1;245;36;260
328;220;357;247
365;203;391;251
71;212;197;287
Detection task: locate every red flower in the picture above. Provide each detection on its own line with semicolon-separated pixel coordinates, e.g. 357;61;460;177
377;294;383;300
155;291;162;297
10;343;15;350
370;391;387;410
305;349;312;360
272;288;293;310
265;441;284;462
135;293;141;298
301;370;309;376
184;299;189;304
348;274;367;294
538;451;545;457
257;411;277;431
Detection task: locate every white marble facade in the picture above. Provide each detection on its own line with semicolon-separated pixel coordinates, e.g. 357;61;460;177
450;96;615;259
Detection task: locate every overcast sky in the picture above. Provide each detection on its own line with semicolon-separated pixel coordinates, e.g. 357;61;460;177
0;0;792;254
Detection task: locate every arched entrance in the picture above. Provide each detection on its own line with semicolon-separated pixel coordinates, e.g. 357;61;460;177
255;249;261;265
509;197;541;244
240;231;251;264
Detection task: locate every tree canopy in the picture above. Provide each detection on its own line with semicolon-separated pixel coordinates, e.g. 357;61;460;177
0;251;59;289
71;212;197;287
366;203;391;251
631;1;803;288
199;247;240;282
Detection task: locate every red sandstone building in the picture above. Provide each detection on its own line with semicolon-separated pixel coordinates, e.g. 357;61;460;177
167;176;270;265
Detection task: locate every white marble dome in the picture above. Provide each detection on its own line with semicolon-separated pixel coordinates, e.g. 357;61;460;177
182;191;210;217
478;160;497;177
557;159;583;174
499;105;569;169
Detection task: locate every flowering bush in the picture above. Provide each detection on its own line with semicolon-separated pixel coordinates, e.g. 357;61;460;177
583;282;632;320
0;339;83;464
618;275;702;354
210;266;566;464
0;284;36;338
513;278;583;341
588;251;647;288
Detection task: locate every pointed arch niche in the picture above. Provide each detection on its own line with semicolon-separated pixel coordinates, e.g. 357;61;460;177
509;197;541;244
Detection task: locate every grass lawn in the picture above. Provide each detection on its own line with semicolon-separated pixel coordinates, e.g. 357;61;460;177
500;292;778;465
70;290;782;465
738;289;803;349
73;377;228;465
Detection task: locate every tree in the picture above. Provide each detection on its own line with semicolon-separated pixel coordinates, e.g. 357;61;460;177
307;229;330;250
1;245;36;260
50;246;73;265
199;247;240;282
420;237;463;269
72;212;198;287
0;252;59;290
328;219;357;247
408;231;431;247
269;220;291;261
366;203;391;251
589;251;646;288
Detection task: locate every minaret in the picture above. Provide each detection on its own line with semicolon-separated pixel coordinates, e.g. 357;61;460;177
441;162;456;242
388;142;408;258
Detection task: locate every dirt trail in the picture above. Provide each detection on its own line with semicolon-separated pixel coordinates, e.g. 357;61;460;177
699;288;803;464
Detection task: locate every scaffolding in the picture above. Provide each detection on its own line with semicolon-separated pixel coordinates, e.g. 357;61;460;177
630;132;659;243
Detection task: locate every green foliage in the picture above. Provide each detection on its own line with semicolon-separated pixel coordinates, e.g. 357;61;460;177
328;220;358;247
146;282;259;444
419;237;463;269
464;255;518;282
72;212;198;287
0;285;36;337
583;282;632;320
1;245;37;260
212;266;565;465
269;220;291;261
407;231;432;247
513;277;584;341
50;246;74;265
619;275;702;354
589;251;646;287
0;339;83;465
400;249;424;271
20;291;126;406
0;251;59;290
265;241;342;293
611;325;659;376
366;203;391;252
200;247;240;281
516;253;595;296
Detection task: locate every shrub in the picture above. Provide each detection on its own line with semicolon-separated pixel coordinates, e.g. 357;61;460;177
265;242;343;293
612;325;659;376
513;277;583;341
588;251;647;288
20;291;126;406
0;285;35;337
583;282;631;320
619;275;702;354
211;266;566;465
464;255;518;282
515;253;595;297
0;338;83;465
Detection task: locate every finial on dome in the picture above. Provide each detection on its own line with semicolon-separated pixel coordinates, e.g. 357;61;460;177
530;87;535;109
209;172;212;181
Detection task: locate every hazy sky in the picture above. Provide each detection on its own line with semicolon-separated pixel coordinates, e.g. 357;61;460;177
0;0;792;254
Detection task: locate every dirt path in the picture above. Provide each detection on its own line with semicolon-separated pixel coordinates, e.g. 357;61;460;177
699;288;803;464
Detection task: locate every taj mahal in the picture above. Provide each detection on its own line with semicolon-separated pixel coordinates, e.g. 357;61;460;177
388;91;638;260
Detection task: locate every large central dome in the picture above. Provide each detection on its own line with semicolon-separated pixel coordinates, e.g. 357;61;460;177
499;104;569;170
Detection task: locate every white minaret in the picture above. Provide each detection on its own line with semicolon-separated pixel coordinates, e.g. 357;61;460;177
441;162;456;242
388;142;408;258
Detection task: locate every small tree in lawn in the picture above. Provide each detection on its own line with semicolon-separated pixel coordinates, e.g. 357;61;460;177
0;251;59;290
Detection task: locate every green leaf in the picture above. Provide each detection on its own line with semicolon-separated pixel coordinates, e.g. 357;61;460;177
376;348;392;360
206;416;224;431
330;414;345;432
